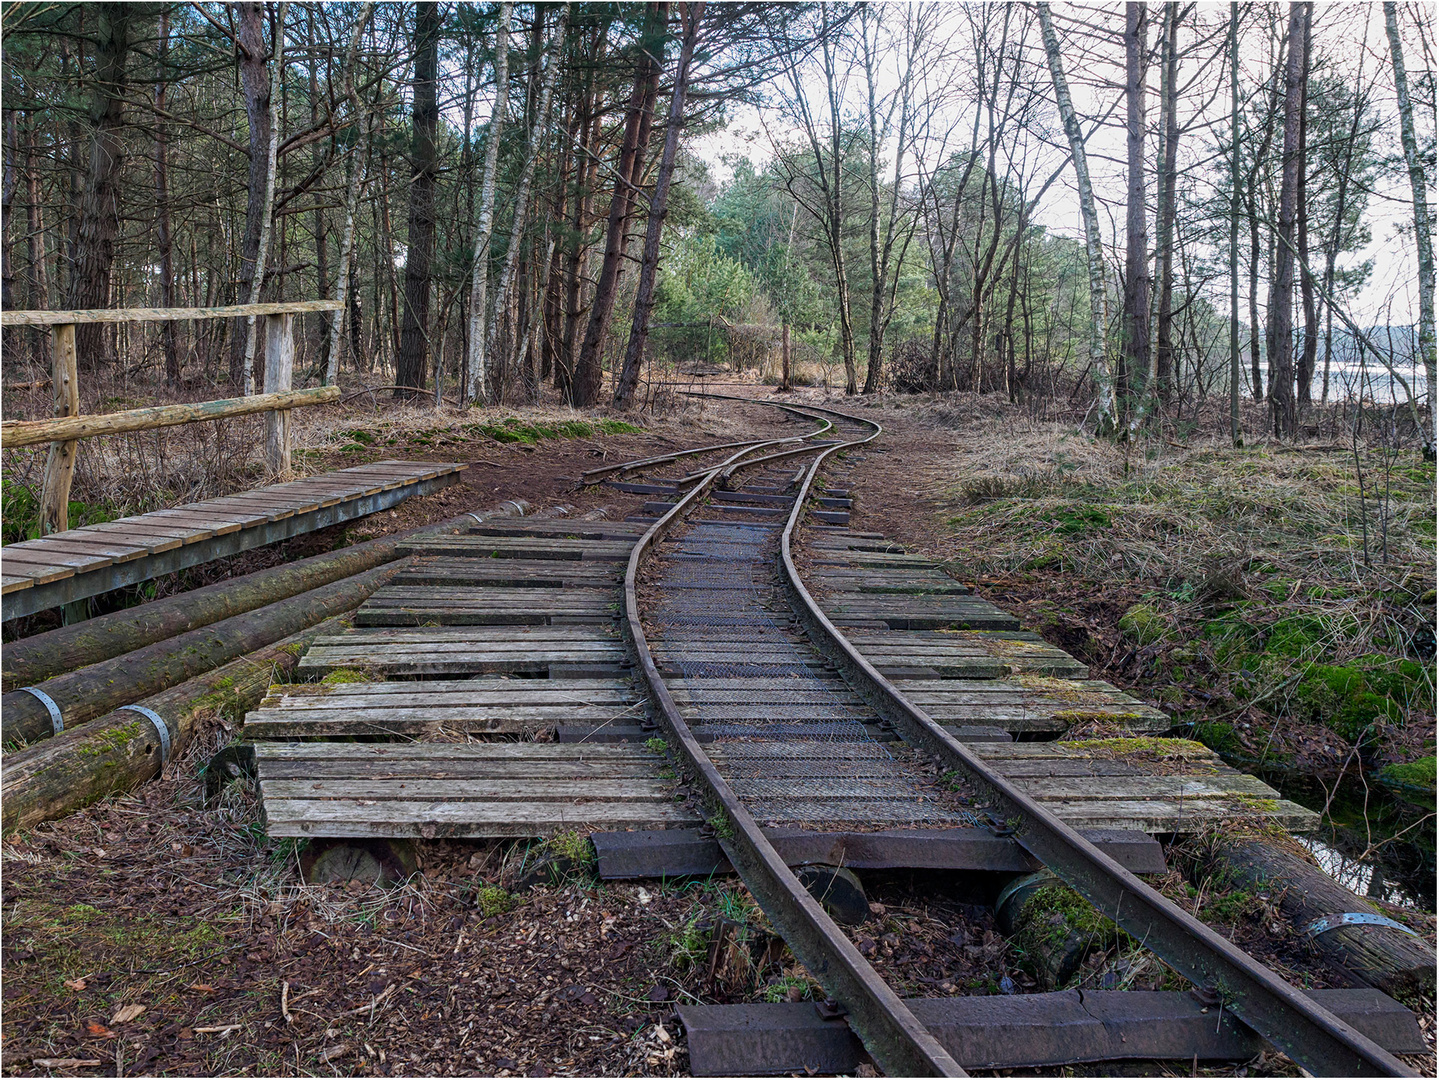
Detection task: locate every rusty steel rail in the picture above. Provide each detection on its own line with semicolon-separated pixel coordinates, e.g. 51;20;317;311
775;408;1414;1078
578;403;832;483
621;422;966;1076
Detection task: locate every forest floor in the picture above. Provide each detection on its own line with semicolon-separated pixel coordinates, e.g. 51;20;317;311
2;382;1435;1077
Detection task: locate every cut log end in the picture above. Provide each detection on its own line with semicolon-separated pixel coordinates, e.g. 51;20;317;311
300;838;418;887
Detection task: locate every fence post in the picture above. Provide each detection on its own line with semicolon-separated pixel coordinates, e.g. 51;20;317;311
40;322;79;535
263;313;294;476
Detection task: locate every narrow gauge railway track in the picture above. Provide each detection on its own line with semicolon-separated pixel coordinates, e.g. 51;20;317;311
619;397;1413;1078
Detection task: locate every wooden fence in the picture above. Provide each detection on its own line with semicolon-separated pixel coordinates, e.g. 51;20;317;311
0;301;342;535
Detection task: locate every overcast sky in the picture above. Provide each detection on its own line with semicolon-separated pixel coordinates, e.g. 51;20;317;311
691;1;1431;332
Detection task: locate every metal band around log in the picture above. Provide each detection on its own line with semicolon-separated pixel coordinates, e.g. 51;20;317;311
18;687;63;735
1306;912;1420;939
117;704;172;765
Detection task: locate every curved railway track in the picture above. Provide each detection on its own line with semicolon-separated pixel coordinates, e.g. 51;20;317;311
611;395;1412;1078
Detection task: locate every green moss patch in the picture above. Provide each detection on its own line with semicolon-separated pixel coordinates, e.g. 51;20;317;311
474;885;512;917
1118;602;1171;646
320;668;376;685
1376;757;1436;806
1289;658;1429;741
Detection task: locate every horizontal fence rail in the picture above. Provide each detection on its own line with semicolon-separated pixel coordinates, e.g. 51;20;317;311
0;386;339;449
1;301;340;556
0;300;342;327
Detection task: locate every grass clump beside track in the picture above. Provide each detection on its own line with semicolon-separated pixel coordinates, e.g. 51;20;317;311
933;423;1436;802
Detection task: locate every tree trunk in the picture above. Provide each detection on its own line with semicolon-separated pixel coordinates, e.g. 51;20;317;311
397;1;441;398
308;7;328;362
1153;3;1180;409
1249;197;1264;399
575;2;667;407
5;542;392;691
561;106;602;403
1229;1;1241;443
155;7;180;387
465;1;513;406
1320;76;1365;405
613;2;704;408
1121;1;1151;415
1296;7;1317;408
1037;3;1118;431
24;113;48;352
65;4;132;368
1207;837;1435;1007
231;2;273;386
1384;1;1437;453
325;9;373;386
1;615;349;836
1266;2;1307;440
0;565;397;749
2;110;15;316
488;4;568;403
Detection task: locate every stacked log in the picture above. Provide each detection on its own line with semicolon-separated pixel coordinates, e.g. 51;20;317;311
0;564;399;746
1212;837;1434;1007
2;614;348;832
1;500;534;746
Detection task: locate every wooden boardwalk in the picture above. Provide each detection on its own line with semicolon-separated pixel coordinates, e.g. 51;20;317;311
1;461;467;620
243;477;1315;846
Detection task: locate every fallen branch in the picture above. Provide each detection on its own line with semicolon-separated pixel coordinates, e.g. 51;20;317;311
338;384;461;407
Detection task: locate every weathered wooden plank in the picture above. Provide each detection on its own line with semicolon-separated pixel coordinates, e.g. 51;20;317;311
262;677;636;703
57;526;188;556
0;575;35;593
137;507;270;531
1015;797;1320;833
0;558;76;585
76;517;215;543
257;757;664;779
397;537;636;561
393;560;620;588
0;387;341;449
0;545;116;572
257;741;658;761
262;798;702;837
1011;773;1281;801
469;523;649;540
261;777;677;801
968;740;1218;761
0;299;343;327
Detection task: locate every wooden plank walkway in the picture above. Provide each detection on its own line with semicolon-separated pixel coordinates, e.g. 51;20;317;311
1;461;467;620
246;506;1313;844
253;735;1316;838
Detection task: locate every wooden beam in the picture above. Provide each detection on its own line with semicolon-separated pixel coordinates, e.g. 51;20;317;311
0;386;339;449
263;313;294;475
0;299;343;327
39;324;79;535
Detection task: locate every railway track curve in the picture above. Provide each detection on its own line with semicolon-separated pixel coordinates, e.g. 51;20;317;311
617;394;1413;1078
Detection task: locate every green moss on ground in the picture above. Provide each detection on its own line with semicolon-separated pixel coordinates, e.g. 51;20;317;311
1010;883;1128;987
542;831;597;868
474;885;512;917
1289;657;1430;742
1118;602;1170;646
1376;756;1437;807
